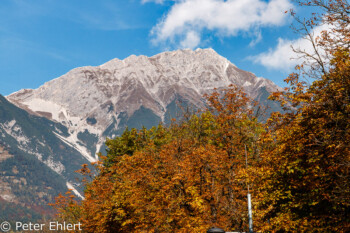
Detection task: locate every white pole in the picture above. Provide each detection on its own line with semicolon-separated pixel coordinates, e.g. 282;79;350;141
245;145;254;233
247;193;253;233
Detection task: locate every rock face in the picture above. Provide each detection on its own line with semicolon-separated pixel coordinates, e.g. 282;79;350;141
7;48;281;162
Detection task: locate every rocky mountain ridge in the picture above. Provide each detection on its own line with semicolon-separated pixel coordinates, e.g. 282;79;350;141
7;48;281;162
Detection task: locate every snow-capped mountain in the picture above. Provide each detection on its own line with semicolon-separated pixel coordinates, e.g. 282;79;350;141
1;48;282;221
7;48;281;163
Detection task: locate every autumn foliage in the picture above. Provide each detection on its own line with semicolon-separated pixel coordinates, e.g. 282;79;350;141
252;1;350;232
52;85;262;232
255;49;350;232
51;1;350;232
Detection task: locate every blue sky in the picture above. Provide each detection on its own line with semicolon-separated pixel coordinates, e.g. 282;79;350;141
0;0;316;96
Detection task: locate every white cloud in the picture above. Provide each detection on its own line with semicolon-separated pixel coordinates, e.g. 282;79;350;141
252;24;331;71
150;0;293;49
252;37;301;71
180;30;201;48
249;30;263;47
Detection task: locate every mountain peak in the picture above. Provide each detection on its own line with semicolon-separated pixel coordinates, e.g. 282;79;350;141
99;48;231;70
7;48;281;163
195;47;216;53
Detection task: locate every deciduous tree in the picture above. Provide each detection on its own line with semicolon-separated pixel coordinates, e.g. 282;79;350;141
255;1;350;231
52;86;263;232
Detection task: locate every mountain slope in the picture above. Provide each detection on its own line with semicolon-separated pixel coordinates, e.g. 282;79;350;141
0;95;89;221
7;48;282;161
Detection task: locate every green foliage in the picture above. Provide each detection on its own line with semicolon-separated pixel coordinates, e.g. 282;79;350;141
104;124;173;167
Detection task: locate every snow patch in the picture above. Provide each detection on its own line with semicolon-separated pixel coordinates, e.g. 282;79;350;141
66;182;84;200
0;120;30;146
22;98;65;121
1;194;16;202
44;156;65;174
5;120;16;128
243;81;252;87
54;132;96;163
